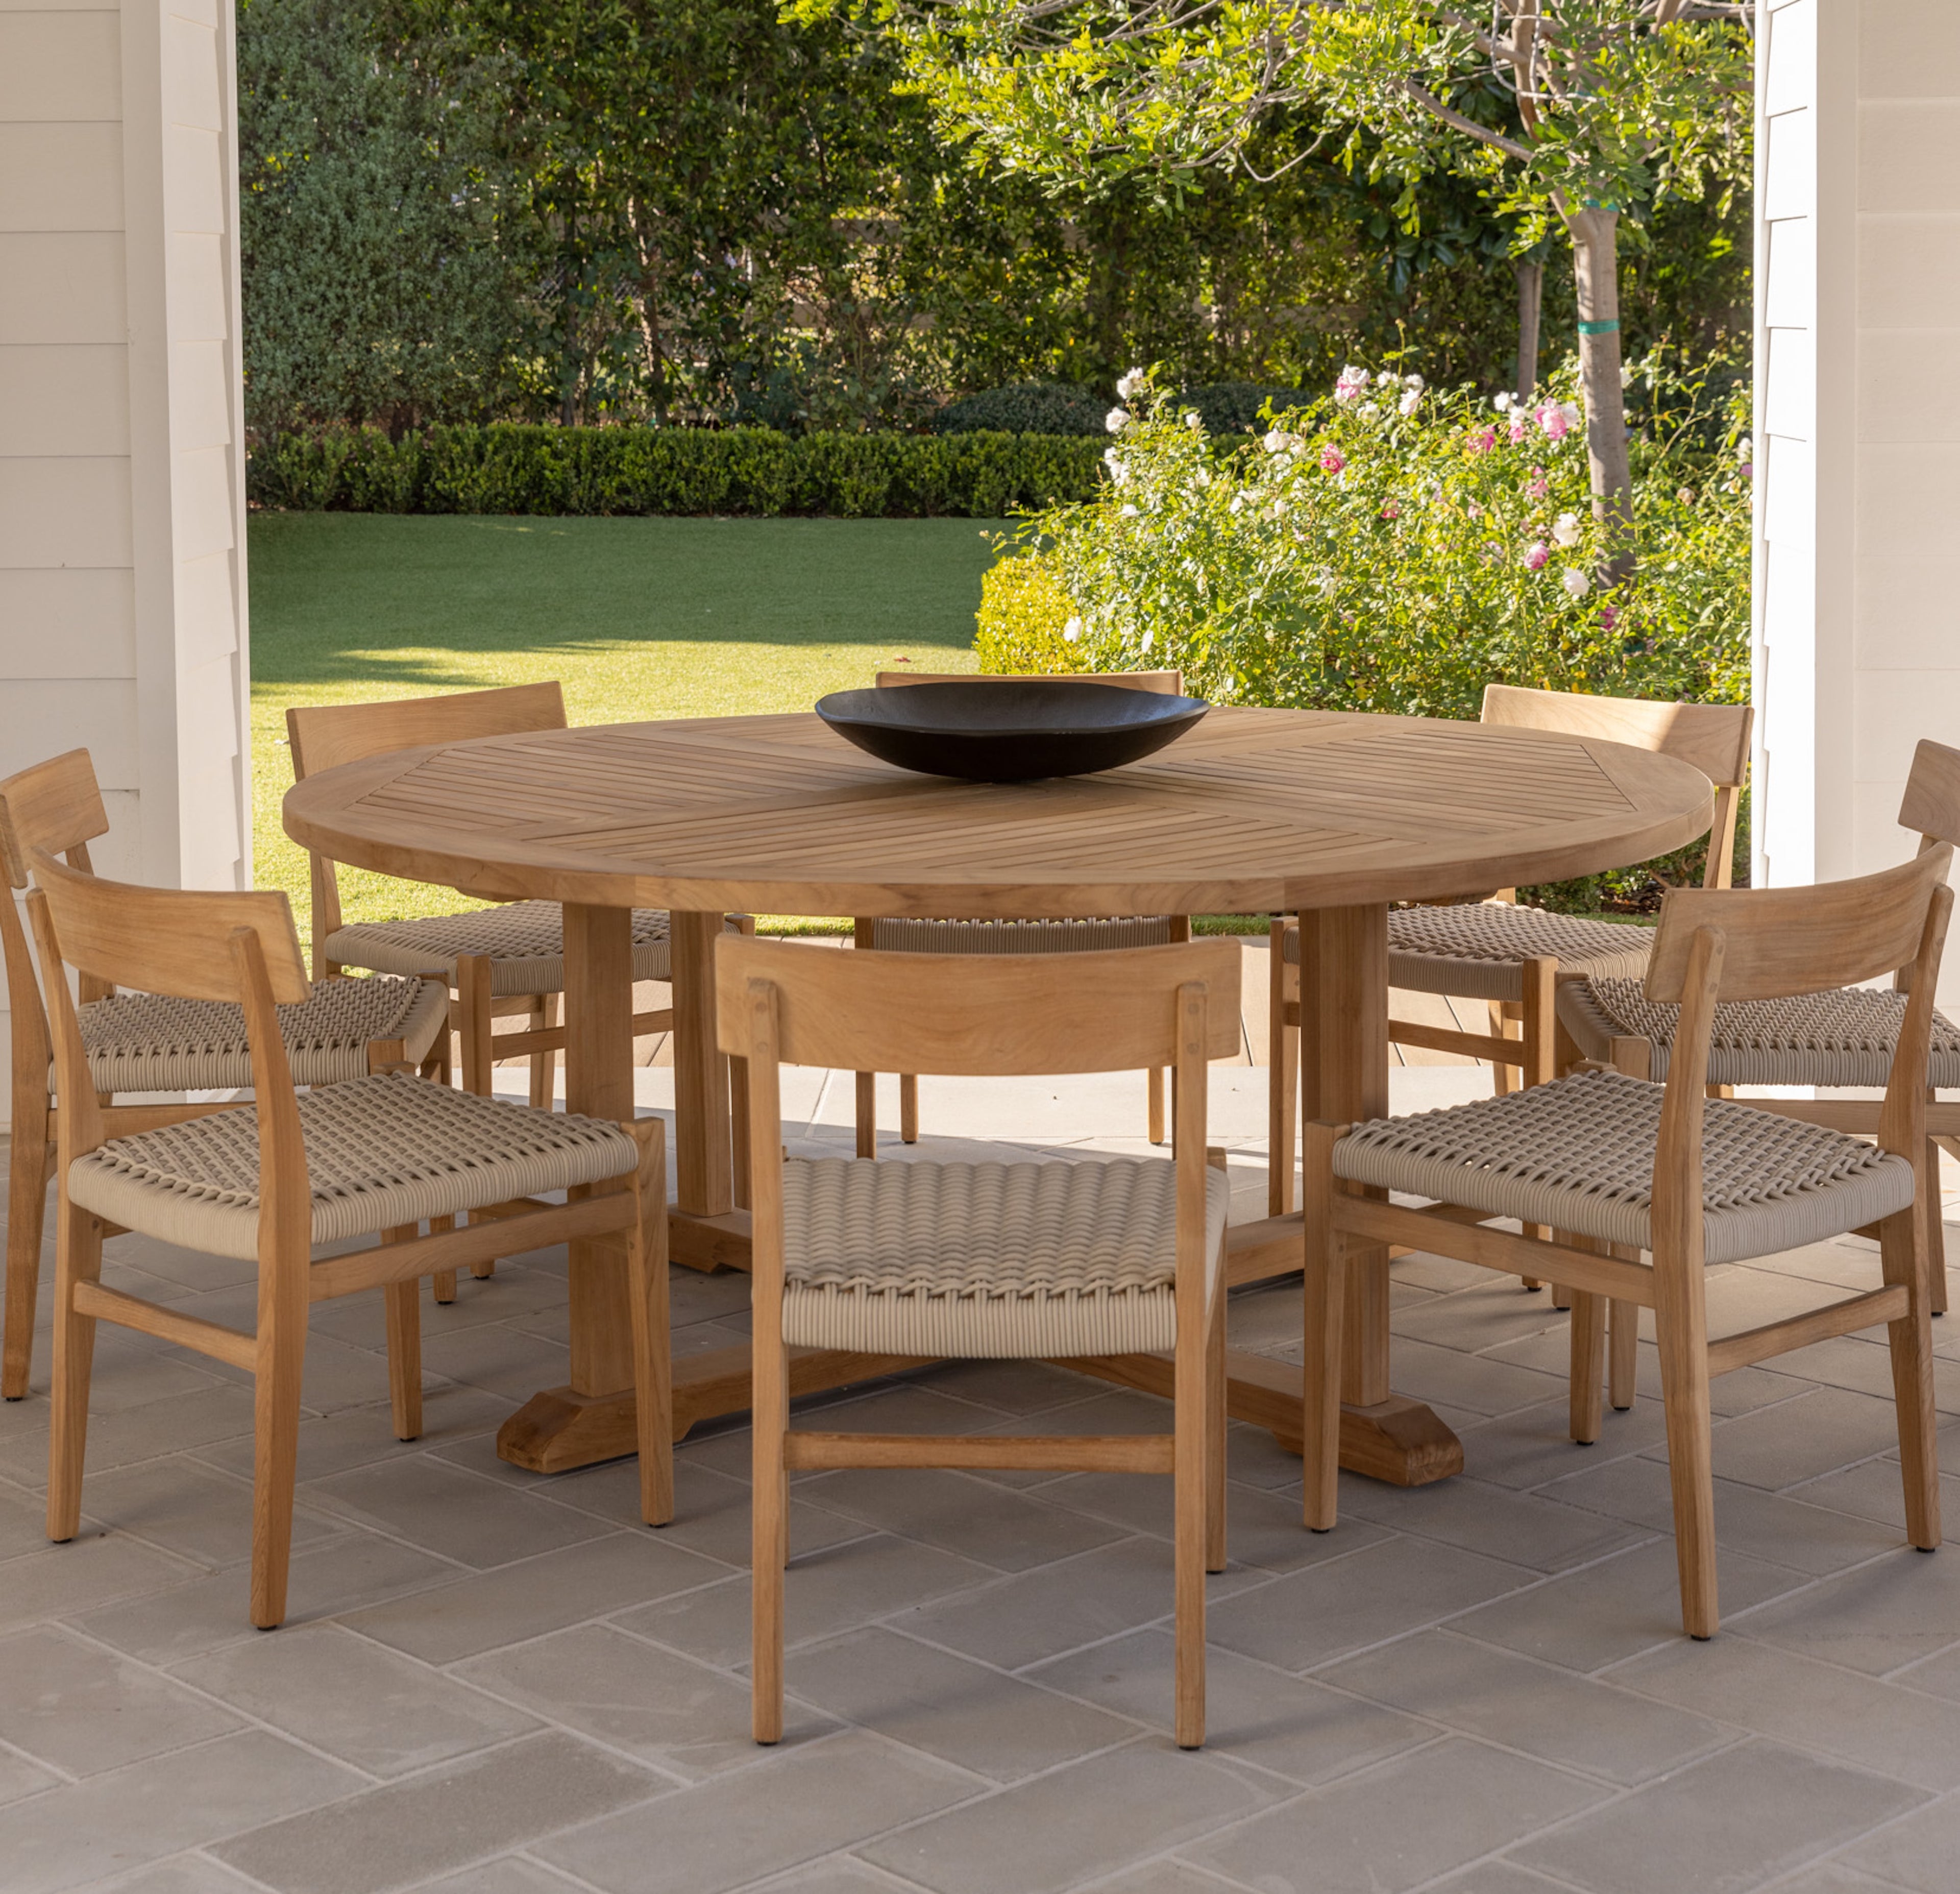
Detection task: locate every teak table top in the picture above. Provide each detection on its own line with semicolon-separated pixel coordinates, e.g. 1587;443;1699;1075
283;705;1718;918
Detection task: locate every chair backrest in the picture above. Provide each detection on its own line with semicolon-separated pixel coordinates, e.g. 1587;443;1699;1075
284;682;567;975
876;669;1186;695
0;750;108;892
29;852;313;1216
717;934;1239;1077
1482;684;1753;891
1897;738;1960;848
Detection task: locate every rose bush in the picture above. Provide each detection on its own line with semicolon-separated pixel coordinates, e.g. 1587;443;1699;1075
975;360;1751;726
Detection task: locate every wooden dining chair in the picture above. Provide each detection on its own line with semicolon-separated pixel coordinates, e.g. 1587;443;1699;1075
720;932;1238;1748
1;750;451;1401
28;850;672;1628
285;682;679;1107
1301;846;1951;1640
1268;686;1753;1216
852;669;1195;1155
1559;735;1960;1404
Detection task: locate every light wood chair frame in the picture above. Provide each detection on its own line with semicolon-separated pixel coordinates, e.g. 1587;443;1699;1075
0;750;448;1402
1268;686;1754;1218
851;669;1194;1156
286;682;677;1108
720;932;1236;1749
1301;847;1951;1640
28;850;673;1629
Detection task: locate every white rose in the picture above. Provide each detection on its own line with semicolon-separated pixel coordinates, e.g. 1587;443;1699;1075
1063;616;1083;641
1493;393;1513;412
1552;512;1582;548
1563;568;1591;598
1105;407;1130;433
1262;429;1287;454
1119;503;1138;517
1404;373;1425;392
1398;391;1421;418
1560;401;1582;427
1116;368;1145;399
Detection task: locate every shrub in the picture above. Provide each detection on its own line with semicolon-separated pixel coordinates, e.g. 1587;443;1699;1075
929;383;1109;437
248;426;1107;518
974;560;1087;675
1180;382;1308;436
976;361;1750;722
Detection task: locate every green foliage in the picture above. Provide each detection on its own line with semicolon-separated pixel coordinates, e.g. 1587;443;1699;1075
247;425;1105;518
237;0;526;434
930;383;1107;436
1180;383;1308;436
973;559;1088;675
975;361;1750;718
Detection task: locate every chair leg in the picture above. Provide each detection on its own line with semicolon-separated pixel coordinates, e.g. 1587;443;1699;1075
1608;1295;1639;1411
1301;1124;1345;1532
1490;1001;1520;1096
527;995;556;1109
45;1204;103;1543
1205;1270;1228;1573
900;1074;920;1146
3;1107;50;1400
382;1226;423;1442
250;1244;309;1632
1569;1288;1605;1445
1652;1247;1719;1639
752;1298;789;1744
1148;1067;1166;1147
1879;1203;1942;1551
1925;1134;1948;1317
854;1072;876;1160
1268;921;1296;1215
1173;1283;1207;1750
456;955;495;1098
626;1123;674;1527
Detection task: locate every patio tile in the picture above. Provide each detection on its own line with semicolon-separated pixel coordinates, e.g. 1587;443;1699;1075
1032;1630;1430;1787
73;1532;458;1665
0;1626;241;1777
898;1538;1263;1674
0;1385;257;1488
1757;1866;1924;1894
619;1534;996;1671
1390;1277;1576;1355
173;1623;540;1778
1036;1470;1393;1575
1335;1473;1647;1574
1360;1334;1567;1420
305;1454;612;1570
1741;1548;1960;1674
536;1729;979;1894
1512;1738;1926;1894
1190;1736;1609;1894
75;1857;267;1893
738;1863;924;1894
0;1478;68;1561
795;1467;1127;1572
341;1529;728;1666
1889;1641;1960;1703
1422;1867;1611;1894
1075;1864;1267;1894
1454;1397;1674;1492
0;1749;60;1810
784;1625;1139;1783
456;1622;820;1778
77;1458;343;1571
1839;1790;1960;1892
1612;1634;1960;1791
0;1534;197;1637
1784;1458;1960;1536
1322;1629;1730;1787
1206;1535;1535;1673
1539;1456;1905;1576
1449;1539;1803;1673
190;1388;517;1487
214;1731;660;1894
414;1324;572;1406
401;1861;592;1894
1658;1387;1916;1494
857;1740;1282;1894
0;1730;362;1894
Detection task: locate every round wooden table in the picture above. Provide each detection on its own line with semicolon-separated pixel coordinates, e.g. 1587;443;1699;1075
285;705;1716;1482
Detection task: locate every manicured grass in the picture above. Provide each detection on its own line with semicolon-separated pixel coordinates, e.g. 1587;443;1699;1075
251;513;996;934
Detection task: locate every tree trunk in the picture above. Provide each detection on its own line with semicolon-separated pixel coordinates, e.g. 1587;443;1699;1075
1561;204;1634;576
1514;258;1543;402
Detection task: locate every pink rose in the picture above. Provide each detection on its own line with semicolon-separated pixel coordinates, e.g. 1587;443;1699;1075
1600;605;1621;631
1319;445;1346;473
1380;500;1401;519
1525;467;1549;499
1524;542;1550;571
1508;416;1531;445
1538;404;1570;442
1466;427;1497;455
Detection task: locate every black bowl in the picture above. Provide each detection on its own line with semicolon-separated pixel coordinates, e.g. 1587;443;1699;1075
816;679;1209;783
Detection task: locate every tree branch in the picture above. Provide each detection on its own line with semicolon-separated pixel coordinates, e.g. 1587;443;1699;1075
1398;78;1534;161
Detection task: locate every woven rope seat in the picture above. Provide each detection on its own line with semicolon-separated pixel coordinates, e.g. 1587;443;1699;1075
781;1156;1228;1357
1558;977;1960;1090
1332;1070;1914;1266
67;1072;638;1260
62;976;449;1096
325;901;673;996
869;917;1172;956
1304;903;1657;1004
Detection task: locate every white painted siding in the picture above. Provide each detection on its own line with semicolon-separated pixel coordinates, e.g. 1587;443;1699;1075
0;0;250;1128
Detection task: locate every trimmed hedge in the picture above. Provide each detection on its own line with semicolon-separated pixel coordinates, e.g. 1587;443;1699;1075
929;382;1108;436
248;424;1106;517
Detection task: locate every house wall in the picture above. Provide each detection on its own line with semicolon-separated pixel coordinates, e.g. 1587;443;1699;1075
1755;0;1960;997
0;0;250;1128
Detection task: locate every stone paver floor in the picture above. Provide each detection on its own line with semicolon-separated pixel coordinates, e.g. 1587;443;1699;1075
2;1059;1959;1894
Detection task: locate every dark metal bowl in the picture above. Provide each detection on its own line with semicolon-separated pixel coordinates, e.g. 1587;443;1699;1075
815;679;1209;783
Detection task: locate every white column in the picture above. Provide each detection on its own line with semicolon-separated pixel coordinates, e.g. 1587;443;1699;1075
0;0;250;1128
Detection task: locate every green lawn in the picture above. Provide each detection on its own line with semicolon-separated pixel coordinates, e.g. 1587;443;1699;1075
250;513;997;934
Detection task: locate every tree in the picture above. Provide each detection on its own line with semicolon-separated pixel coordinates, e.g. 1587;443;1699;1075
805;0;1754;562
